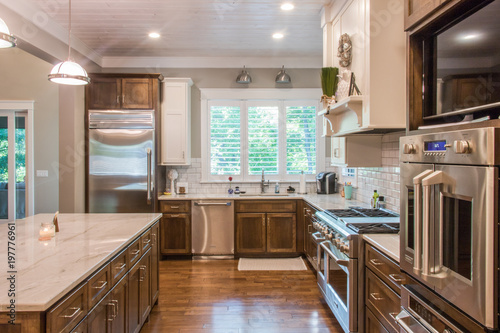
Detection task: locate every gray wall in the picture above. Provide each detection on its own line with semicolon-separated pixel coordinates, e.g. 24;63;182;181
0;48;59;214
103;67;322;157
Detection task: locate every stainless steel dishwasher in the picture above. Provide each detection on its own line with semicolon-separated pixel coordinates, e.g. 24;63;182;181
191;200;234;258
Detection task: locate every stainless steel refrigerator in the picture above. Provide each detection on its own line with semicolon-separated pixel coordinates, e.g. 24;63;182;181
87;110;155;213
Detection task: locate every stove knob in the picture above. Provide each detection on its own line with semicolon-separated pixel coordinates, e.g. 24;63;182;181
326;233;333;240
342;243;350;254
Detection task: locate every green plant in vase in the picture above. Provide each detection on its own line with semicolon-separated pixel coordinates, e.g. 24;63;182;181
321;67;339;107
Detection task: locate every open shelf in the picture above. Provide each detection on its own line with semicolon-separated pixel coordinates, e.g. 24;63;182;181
318;96;363;116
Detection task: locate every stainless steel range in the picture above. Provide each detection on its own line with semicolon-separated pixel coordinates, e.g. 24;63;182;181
313;207;399;333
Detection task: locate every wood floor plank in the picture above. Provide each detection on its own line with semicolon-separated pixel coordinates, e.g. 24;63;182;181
141;259;343;333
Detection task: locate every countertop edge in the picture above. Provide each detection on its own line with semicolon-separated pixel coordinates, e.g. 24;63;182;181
363;234;400;264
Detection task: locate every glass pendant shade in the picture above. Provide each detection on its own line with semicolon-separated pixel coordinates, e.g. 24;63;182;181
275;65;291;83
236;66;252;84
48;60;90;85
0;18;16;48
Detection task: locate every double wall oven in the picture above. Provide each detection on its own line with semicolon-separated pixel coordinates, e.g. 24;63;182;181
399;127;499;332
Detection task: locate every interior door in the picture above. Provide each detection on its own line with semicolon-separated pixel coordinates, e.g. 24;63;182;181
428;165;497;328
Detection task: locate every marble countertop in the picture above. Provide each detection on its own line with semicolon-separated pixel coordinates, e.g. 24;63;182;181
363;234;400;263
159;192;366;211
0;213;162;312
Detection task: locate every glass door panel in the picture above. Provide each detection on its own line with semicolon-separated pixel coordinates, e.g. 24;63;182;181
15;116;26;219
0;115;9;220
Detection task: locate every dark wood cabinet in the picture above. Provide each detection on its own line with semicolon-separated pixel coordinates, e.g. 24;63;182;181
267;213;296;253
365;307;390;333
109;274;128;333
150;222;160;305
303;203;318;269
160;200;191;255
128;260;141;333
87;293;111;333
87;75;157;110
128;249;151;333
404;0;450;30
236;213;267;253
235;200;298;255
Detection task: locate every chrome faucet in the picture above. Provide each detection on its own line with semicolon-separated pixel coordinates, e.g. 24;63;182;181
261;169;270;193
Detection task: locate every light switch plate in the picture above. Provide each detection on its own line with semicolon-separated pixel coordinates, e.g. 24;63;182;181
36;170;49;177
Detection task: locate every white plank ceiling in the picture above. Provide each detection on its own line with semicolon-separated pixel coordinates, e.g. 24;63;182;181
24;0;330;60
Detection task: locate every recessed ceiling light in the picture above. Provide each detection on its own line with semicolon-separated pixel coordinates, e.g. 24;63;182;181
281;3;294;11
149;32;160;38
273;33;284;39
462;34;479;40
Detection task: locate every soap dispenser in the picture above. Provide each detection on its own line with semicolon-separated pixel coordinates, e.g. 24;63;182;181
275;182;280;193
371;190;379;208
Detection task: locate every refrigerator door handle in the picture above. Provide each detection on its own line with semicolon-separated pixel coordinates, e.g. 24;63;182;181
147;148;152;204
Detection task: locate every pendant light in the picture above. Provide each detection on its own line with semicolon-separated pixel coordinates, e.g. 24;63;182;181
48;0;90;85
0;18;16;48
236;66;252;84
275;65;291;83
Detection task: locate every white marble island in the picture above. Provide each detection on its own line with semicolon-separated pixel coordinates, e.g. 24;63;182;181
0;213;161;332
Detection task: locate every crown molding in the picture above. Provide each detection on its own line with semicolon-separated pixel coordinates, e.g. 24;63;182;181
101;56;322;69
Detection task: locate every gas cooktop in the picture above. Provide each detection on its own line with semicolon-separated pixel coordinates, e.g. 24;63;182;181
323;207;400;234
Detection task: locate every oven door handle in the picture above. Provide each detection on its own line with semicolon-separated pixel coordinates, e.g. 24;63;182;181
395;310;431;333
412;169;433;274
312;232;326;243
320;241;349;268
422;171;456;276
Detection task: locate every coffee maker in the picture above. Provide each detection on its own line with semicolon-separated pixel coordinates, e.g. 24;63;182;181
316;172;337;194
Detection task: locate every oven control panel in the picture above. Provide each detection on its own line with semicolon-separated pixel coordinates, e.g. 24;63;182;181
400;127;499;165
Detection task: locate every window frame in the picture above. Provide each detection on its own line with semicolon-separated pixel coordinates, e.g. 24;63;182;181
201;88;324;183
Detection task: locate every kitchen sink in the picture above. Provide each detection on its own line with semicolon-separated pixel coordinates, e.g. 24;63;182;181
239;193;289;196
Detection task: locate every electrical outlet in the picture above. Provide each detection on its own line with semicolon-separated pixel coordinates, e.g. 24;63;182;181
36;170;49;177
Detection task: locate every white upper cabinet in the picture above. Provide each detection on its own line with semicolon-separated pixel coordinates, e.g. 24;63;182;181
160;78;193;165
320;0;406;136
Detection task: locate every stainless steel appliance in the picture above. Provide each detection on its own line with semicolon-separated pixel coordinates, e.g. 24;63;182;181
399;127;499;331
316;172;338;194
314;207;400;333
191;200;234;258
87;110;155;213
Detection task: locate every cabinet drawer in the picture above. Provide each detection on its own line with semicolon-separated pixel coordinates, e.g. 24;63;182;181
365;269;400;333
365;244;405;295
160;200;190;213
70;318;87;333
365;306;389;333
127;237;142;267
235;200;297;213
110;249;128;287
141;228;152;253
47;282;88;333
88;263;111;309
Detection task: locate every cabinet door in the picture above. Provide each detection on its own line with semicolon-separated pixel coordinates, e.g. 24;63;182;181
404;0;443;30
236;213;266;253
267;213;297;253
160;214;191;254
109;274;128;333
121;78;153;109
87;294;111;333
161;81;190;165
150;222;160;305
365;307;390;333
138;250;152;325
128;261;141;333
331;137;346;165
88;78;121;109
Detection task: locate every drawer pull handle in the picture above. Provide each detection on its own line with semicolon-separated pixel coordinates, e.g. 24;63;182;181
370;259;384;266
370;292;384;301
60;307;81;318
170;214;180;218
389;274;404;282
115;263;126;270
107;302;116;321
139;265;147;282
92;280;108;290
170;206;180;209
389;312;399;321
143;238;151;245
130;249;140;256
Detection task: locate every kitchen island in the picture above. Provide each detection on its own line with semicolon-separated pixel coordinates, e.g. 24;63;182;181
0;213;161;333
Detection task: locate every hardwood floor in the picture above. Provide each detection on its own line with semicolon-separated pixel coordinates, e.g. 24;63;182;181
141;259;344;333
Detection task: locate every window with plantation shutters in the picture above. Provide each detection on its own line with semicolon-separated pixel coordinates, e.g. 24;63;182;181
202;92;322;182
210;105;241;175
286;105;316;175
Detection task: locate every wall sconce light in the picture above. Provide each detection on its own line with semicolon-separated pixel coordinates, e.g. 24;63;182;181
275;65;291;83
236;66;252;84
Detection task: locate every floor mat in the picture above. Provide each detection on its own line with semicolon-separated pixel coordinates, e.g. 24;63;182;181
238;257;307;271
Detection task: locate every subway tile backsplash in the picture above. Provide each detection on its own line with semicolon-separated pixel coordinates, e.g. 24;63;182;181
164;131;404;213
